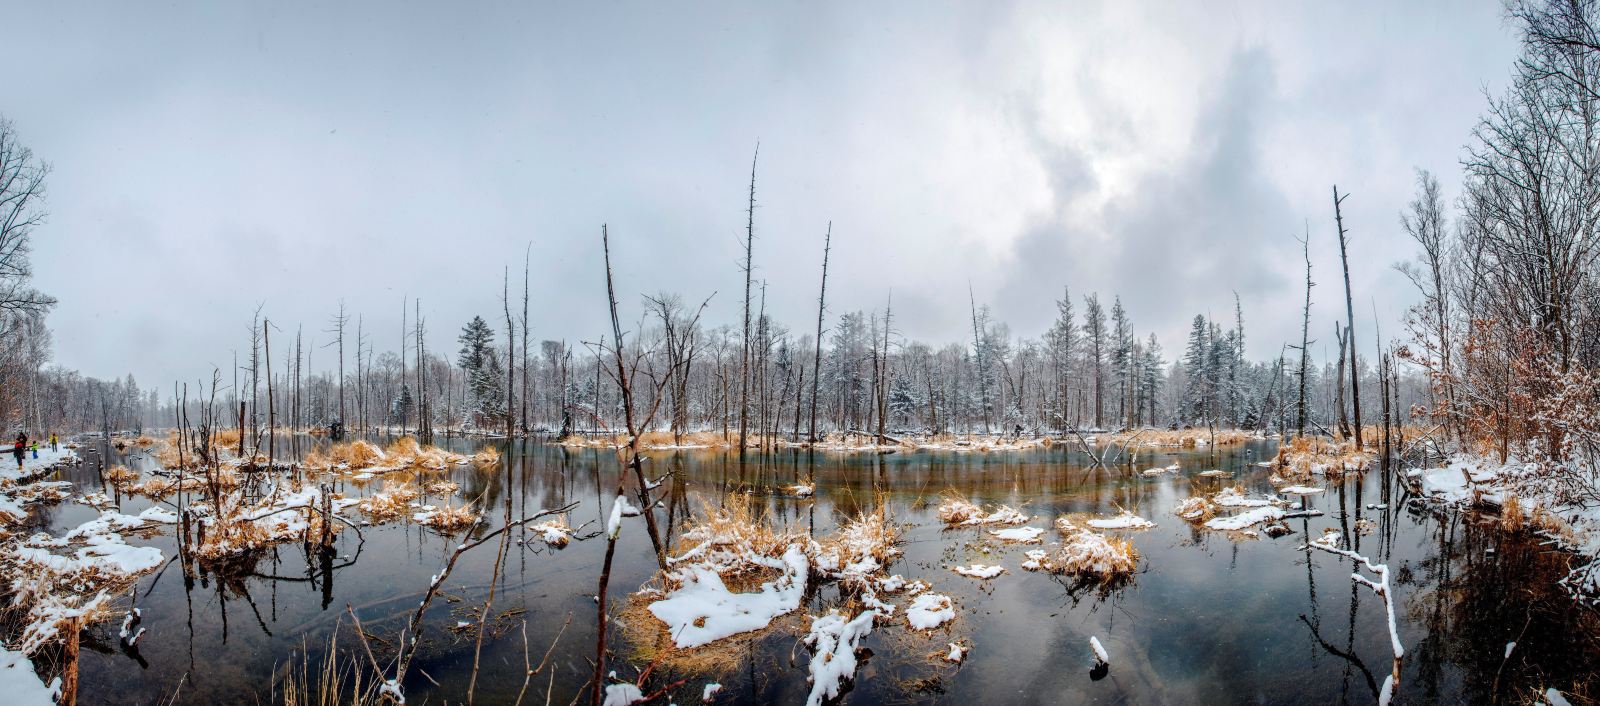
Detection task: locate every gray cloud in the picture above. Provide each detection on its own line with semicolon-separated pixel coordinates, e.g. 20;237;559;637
6;1;1520;385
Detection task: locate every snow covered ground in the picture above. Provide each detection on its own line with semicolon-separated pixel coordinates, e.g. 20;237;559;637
0;445;79;482
1411;456;1600;601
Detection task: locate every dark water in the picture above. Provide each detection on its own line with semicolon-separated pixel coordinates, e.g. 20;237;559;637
40;437;1598;705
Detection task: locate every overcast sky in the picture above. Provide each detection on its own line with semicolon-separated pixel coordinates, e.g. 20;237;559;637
8;1;1519;387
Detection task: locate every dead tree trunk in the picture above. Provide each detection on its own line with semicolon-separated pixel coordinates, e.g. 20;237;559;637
738;145;758;454
1333;186;1363;449
1335;323;1350;439
808;222;831;443
1296;226;1314;437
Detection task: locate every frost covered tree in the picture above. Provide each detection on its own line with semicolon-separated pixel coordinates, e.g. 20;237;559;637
1082;294;1107;428
457;316;504;426
1110;297;1133;428
1046;287;1077;428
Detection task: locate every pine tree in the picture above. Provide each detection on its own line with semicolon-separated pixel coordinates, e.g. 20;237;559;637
457;316;504;425
1110;296;1133;428
1140;333;1165;426
1047;287;1076;428
391;384;415;427
1082;294;1107;428
1182;315;1209;424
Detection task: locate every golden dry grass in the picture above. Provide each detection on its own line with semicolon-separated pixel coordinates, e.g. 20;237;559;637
471;445;501;467
303;439;388;471
104;465;139;488
357;483;419;523
1023;528;1139;581
937;491;983;525
128;477;180;499
414;503;479;532
1275;435;1373;477
1173;496;1216;523
1503;494;1526;530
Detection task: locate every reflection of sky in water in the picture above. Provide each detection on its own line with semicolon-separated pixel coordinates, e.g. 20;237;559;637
51;437;1599;705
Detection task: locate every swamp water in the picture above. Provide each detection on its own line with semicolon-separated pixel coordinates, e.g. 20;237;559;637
39;438;1600;704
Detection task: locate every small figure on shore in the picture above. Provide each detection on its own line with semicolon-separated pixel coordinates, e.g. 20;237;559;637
12;432;27;469
49;433;57;451
30;441;37;459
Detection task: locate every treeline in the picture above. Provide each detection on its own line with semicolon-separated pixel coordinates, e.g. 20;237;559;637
144;287;1421;444
1399;0;1600;483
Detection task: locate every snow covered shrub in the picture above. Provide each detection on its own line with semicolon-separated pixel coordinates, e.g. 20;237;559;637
1276;436;1372;477
358;483;419;523
1022;527;1138;582
936;492;981;525
412;503;479;532
1173;496;1216;523
936;491;1026;526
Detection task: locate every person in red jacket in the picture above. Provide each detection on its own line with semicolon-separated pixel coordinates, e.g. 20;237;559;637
12;432;27;469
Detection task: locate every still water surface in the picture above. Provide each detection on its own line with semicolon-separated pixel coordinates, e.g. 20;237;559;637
45;437;1598;705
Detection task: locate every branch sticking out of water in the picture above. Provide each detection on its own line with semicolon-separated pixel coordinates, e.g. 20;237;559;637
1303;531;1403;704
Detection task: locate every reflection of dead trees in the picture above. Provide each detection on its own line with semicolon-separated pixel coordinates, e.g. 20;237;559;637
1306;533;1403;700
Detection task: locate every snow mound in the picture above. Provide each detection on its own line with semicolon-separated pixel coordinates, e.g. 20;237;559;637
647;544;808;648
906;593;955;630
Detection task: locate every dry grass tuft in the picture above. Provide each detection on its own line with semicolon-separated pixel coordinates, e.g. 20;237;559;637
471;445;501;467
304;439;388;471
1023;528;1139;582
413;503;479;532
1173;496;1216;523
128;477;179;499
104;465;139;488
935;491;1026;526
937;491;983;525
1502;494;1525;531
358;483;419;523
1275;435;1373;477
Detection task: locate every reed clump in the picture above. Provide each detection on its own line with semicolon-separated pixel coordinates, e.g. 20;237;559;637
413;503;479;532
470;445;500;467
104;465;139;488
1275;435;1373;477
1173;496;1216;523
304;439;388;471
1022;528;1138;581
357;483;419;523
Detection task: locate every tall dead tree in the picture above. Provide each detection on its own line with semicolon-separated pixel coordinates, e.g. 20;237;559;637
877;294;893;441
591;224;672;706
1296;226;1314;437
738;144;758;453
1334;323;1350;439
330;300;348;425
521;244;531;434
503;266;517;438
1333;186;1363;449
808;222;831;443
